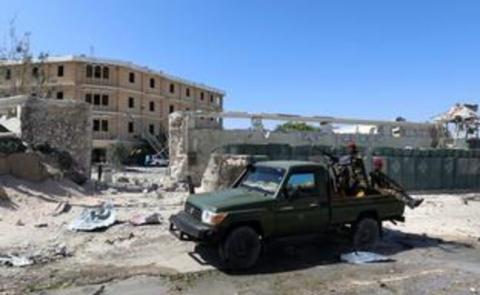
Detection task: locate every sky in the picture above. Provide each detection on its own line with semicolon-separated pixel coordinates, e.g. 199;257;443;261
1;0;480;124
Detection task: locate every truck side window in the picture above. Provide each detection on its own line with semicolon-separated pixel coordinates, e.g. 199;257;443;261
286;173;318;198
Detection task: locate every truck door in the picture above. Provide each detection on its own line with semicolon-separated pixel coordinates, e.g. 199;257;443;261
273;167;330;236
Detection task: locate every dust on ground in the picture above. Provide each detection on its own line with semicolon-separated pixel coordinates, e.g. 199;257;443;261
0;168;479;295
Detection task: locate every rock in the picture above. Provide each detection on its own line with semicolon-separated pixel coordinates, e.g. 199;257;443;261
92;285;105;295
52;201;72;216
129;213;162;226
116;176;129;183
34;223;48;228
15;219;25;226
105;232;135;245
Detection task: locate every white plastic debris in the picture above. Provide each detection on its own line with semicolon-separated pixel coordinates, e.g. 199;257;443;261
0;255;34;267
68;202;116;232
340;251;393;264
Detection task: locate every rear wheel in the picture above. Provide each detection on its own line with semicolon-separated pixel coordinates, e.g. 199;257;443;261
221;226;262;269
352;218;379;250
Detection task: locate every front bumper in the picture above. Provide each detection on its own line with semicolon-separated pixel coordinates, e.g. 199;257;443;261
169;211;217;242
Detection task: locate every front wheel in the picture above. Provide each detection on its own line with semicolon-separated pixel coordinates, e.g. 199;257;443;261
352;218;379;250
220;226;262;270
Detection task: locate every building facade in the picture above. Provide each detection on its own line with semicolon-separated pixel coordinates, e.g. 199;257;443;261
0;56;225;160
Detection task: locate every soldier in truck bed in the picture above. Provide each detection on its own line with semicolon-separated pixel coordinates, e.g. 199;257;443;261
338;142;369;196
370;157;424;209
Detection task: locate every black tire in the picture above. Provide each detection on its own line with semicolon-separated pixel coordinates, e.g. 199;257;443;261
352;218;379;251
221;226;262;269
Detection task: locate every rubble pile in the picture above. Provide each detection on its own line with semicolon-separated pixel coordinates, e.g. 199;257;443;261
0;137;88;183
199;153;267;192
0;243;72;267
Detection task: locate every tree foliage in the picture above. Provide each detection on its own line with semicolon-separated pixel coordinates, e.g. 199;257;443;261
108;142;129;169
275;121;320;132
0;17;52;98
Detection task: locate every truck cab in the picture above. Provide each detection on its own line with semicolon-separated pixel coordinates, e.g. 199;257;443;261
170;161;405;269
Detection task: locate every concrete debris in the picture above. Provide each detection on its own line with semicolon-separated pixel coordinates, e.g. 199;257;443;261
68;202;116;232
52;201;72;216
0;243;72;268
105;232;135;245
462;195;480;205
32;243;72;264
34;143;88;185
92;285;106;295
0;254;34;267
158;177;188;192
340;251;394;264
129;213;162;226
0;138;88;183
435;103;479;123
199;154;261;193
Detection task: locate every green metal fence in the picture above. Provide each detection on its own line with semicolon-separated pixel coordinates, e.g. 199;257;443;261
219;144;480;191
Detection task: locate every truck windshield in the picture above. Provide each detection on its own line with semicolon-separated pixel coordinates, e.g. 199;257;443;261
239;166;285;195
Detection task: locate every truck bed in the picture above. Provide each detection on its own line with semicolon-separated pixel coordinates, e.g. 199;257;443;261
329;194;405;225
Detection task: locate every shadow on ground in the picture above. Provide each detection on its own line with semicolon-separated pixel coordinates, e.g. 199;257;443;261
191;228;474;275
0;189;17;210
0;175;91;200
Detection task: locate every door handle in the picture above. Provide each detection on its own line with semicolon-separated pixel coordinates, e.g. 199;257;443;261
279;206;294;211
309;203;319;208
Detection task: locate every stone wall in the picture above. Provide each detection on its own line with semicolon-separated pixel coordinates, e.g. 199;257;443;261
169;112;439;186
20;98;92;175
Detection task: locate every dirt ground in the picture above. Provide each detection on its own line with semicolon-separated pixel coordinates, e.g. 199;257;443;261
0;169;479;295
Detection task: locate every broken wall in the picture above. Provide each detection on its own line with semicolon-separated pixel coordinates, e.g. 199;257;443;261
169;112;438;186
19;98;92;175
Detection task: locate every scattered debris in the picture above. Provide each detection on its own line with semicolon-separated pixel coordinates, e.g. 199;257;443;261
105;232;135;245
32;243;72;264
68;202;116;232
34;223;48;228
0;254;33;267
52;201;72;216
117;176;129;183
92;285;106;295
340;251;394;264
462;195;480;205
129;213;162;226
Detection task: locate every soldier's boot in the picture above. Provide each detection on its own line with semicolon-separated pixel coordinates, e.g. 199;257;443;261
407;198;424;209
413;198;424;208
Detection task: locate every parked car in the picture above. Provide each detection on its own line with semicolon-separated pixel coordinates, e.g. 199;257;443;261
170;160;405;269
146;154;169;167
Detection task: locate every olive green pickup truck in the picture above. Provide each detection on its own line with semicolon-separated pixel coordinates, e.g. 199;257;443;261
170;161;405;269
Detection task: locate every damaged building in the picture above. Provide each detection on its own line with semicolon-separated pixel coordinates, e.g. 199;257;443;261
0;55;225;161
168;109;480;192
0;95;91;183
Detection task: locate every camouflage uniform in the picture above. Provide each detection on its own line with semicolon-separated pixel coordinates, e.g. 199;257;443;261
338;153;369;196
370;169;418;209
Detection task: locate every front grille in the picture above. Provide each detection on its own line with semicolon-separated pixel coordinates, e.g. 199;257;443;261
184;203;202;220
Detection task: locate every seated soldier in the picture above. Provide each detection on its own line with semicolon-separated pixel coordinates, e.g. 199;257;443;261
370;157;423;209
338;142;369;197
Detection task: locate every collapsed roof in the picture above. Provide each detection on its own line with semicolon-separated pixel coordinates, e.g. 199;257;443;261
434;103;479;123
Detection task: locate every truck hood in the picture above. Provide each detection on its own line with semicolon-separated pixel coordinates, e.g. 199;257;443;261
187;188;273;212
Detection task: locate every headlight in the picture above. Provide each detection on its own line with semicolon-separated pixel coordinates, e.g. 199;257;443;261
201;210;228;226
